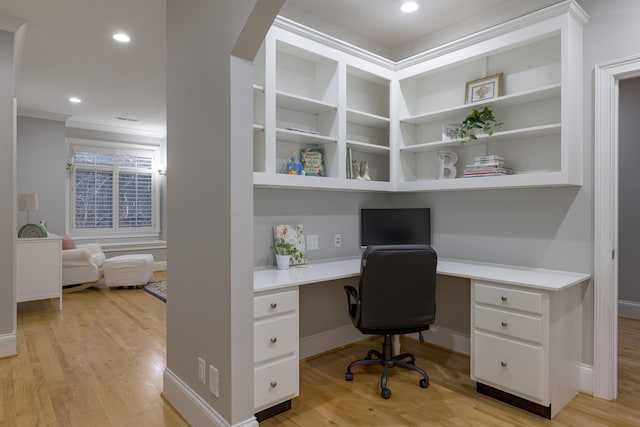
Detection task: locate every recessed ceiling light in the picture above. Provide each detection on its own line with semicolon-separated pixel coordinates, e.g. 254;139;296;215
113;32;131;43
401;1;420;13
69;97;82;103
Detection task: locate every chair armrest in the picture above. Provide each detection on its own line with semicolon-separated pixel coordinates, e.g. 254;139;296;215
62;248;93;264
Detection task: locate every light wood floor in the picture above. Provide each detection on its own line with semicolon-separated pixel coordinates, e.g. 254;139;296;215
2;277;639;426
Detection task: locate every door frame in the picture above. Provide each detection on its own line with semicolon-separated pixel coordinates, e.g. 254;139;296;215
593;54;640;400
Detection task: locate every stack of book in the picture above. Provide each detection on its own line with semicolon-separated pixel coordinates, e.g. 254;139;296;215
463;155;512;178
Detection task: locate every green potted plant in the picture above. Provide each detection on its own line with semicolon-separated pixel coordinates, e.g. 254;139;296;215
454;107;503;143
273;238;302;269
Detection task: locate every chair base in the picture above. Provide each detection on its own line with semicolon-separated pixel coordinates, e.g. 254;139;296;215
345;335;429;399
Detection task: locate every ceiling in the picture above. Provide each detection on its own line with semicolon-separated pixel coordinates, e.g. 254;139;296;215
0;0;562;138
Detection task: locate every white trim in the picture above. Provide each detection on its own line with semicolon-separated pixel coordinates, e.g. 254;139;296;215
618;300;640;320
593;53;640;401
580;363;594;395
66;120;165;138
299;324;364;359
18;108;71;122
162;368;258;427
0;333;17;358
154;260;167;271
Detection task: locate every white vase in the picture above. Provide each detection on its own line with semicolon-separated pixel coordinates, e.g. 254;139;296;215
276;254;291;270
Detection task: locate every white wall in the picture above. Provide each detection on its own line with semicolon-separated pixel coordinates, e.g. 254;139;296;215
618;77;640;307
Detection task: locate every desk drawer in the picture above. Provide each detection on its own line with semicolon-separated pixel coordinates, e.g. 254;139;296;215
254;314;297;363
254;356;299;411
473;331;546;403
474;282;543;314
254;290;297;319
474;305;543;344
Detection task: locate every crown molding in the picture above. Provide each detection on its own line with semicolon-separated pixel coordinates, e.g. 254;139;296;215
66;119;165;138
396;0;587;70
273;16;395;70
18;108;71;122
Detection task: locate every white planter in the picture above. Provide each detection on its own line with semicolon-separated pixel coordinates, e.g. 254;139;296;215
276;255;291;270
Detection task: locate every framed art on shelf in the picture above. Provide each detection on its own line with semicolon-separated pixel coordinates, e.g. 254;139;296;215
465;73;503;104
273;224;307;266
442;124;460;142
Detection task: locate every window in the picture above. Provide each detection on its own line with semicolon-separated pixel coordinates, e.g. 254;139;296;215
70;142;160;235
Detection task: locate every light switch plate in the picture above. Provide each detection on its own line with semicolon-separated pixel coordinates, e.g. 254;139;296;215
307;234;318;250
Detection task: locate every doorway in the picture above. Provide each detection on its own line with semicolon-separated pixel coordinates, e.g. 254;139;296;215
594;54;640;400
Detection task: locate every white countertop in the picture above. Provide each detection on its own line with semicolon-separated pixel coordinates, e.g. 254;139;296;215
254;257;591;293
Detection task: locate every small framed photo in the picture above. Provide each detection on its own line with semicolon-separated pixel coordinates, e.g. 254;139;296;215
465;73;503;104
442;124;460;142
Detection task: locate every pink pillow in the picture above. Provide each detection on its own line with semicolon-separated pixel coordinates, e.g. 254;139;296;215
62;234;77;250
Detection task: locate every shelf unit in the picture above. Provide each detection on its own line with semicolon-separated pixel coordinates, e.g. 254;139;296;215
252;1;586;193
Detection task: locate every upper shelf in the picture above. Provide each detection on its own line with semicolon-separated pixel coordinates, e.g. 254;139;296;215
276;91;337;114
400;84;561;126
346;108;390;129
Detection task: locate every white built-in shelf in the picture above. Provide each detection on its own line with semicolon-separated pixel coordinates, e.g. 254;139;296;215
253;172;392;192
400;124;561;153
276;91;337;114
346;140;390;155
397;171;569;192
276;128;336;145
253;124;264;131
400;84;561;126
253;84;264;93
346;108;390;129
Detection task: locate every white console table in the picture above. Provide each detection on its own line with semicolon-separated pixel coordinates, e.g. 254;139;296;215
17;235;63;310
253;257;590;419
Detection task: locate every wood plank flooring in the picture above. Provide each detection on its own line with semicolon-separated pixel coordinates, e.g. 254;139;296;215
2;275;639;426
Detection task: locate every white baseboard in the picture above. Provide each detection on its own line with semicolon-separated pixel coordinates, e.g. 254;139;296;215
154;260;167;271
300;324;364;359
162;368;258;427
0;333;16;358
579;363;594;395
619;299;640;319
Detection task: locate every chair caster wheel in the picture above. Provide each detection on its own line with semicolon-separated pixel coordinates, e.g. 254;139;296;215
381;388;392;399
345;372;354;381
419;378;429;388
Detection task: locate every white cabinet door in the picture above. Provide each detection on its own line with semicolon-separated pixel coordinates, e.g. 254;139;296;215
17;236;62;308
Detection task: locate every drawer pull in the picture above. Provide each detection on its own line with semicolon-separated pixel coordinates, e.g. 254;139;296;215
501;321;508;327
500;296;508;302
270;381;277;388
270;302;277;309
270;337;278;343
500;360;508;367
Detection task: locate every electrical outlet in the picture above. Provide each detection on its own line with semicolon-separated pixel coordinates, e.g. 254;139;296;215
209;365;219;397
334;233;341;248
198;357;206;384
307;234;318;250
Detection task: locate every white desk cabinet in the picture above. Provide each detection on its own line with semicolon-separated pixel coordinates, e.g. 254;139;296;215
470;280;583;418
253;287;299;420
17;236;63;309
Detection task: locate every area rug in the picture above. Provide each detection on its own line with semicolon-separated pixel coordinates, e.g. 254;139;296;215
144;280;167;302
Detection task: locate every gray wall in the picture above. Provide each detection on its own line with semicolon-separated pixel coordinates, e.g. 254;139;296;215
16;116;67;234
618;77;640;305
0;29;16;342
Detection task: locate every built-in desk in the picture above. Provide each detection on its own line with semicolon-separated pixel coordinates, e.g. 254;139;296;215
253;257;591;420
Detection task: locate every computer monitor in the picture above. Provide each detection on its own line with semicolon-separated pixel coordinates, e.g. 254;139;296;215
360;208;431;247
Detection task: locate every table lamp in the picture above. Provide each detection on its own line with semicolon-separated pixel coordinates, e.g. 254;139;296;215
18;193;39;224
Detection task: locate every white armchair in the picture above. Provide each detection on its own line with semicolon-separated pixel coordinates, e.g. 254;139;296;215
62;243;106;293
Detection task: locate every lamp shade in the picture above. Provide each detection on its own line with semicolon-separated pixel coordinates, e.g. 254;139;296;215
17;193;39;212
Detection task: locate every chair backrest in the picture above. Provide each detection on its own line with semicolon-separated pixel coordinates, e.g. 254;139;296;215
356;244;437;335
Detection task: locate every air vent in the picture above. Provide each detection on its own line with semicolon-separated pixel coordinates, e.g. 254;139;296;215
116;116;139;122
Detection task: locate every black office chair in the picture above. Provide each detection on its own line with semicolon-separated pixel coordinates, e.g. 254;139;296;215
344;244;437;399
